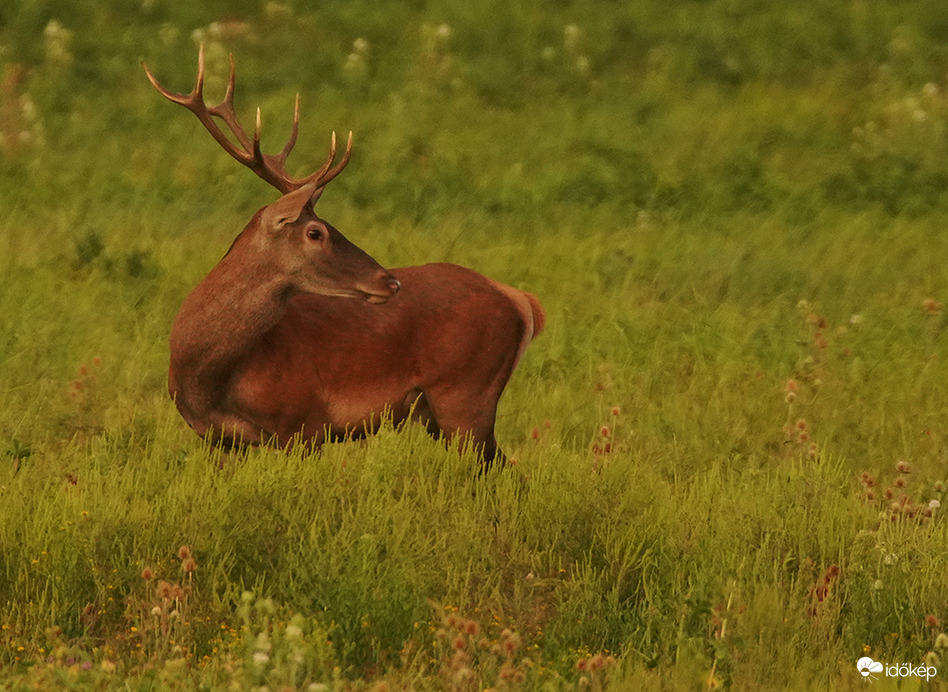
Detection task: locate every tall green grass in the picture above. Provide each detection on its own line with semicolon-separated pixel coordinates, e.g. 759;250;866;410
2;1;948;689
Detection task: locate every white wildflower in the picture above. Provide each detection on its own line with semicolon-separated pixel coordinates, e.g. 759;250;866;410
255;632;272;653
43;19;74;66
264;2;293;21
563;24;581;51
575;55;590;76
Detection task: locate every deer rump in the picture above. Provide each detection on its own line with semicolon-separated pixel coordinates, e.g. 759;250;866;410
177;262;544;459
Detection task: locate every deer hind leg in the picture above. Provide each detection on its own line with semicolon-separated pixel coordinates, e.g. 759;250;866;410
396;389;442;443
421;316;528;468
420;381;509;467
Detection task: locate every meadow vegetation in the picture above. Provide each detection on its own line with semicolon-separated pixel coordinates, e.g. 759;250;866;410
2;0;948;689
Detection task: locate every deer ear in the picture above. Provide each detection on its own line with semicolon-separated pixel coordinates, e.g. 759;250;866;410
262;182;321;231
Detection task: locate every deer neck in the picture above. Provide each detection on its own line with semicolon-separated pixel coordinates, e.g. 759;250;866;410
169;239;292;408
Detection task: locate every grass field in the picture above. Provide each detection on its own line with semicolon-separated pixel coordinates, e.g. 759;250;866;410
2;1;948;689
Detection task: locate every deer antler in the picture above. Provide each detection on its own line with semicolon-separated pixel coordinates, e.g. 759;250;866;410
142;44;351;195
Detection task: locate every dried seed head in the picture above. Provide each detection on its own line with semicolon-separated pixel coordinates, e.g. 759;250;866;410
178;545;191;561
502;631;520;656
141;567;154;580
451;650;470;669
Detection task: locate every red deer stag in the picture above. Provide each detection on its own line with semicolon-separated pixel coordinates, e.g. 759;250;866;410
143;46;544;464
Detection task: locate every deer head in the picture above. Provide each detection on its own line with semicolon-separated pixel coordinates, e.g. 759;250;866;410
143;45;400;303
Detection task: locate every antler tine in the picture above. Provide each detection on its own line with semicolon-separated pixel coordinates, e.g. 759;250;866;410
277;94;301;162
300;131;353;189
252;108;264;162
319;130;354;186
195;42;207;99
142;43;205;106
305;131;338;185
205;52;258;158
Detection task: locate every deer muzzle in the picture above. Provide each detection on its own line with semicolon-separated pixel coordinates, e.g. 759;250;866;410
363;273;401;304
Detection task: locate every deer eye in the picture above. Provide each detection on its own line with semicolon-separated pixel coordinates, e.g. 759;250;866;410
307;227;323;241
